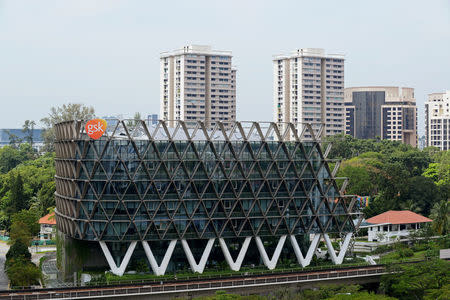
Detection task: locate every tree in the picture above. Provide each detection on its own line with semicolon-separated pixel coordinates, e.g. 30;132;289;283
11;210;39;237
9;173;28;214
6;259;40;287
0;146;22;174
381;259;450;300
40;103;95;152
36;181;55;213
337;152;383;196
22;120;36;148
9;220;32;245
327;292;396;300
430;200;449;235
400;176;440;215
4;130;21;149
6;240;31;265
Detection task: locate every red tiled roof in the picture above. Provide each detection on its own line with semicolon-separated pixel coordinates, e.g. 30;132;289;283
39;212;56;225
366;210;432;225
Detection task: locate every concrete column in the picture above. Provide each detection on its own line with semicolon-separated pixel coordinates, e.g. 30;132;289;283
181;238;215;274
99;241;137;276
219;237;251;271
323;233;352;265
255;235;286;270
290;234;320;267
142;240;177;276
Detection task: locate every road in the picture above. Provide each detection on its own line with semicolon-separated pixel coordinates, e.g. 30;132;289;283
0;242;9;290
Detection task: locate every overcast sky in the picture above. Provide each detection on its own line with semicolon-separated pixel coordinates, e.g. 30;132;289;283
1;0;449;136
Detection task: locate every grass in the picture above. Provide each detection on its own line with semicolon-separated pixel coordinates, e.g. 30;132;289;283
378;250;431;264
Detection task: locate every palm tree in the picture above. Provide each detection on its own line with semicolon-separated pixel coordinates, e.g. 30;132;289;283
430;200;449;235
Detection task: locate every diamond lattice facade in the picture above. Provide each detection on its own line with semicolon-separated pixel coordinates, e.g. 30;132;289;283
54;120;360;276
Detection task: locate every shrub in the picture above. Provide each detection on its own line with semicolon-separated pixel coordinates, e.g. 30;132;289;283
7;260;40;288
372;244;393;254
135;259;149;273
396;248;414;259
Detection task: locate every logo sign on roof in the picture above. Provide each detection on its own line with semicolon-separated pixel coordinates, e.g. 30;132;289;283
85;119;107;140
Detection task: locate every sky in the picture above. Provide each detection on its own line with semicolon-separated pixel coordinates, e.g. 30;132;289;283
0;0;449;136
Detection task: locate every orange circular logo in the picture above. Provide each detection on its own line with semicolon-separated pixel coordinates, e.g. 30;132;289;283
85;119;107;139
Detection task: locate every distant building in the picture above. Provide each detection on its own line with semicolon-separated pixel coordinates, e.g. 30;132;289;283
160;45;237;129
344;87;417;147
147;114;158;126
39;212;56;241
0;128;44;151
418;135;426;150
364;210;432;242
425;91;450;150
273;48;345;138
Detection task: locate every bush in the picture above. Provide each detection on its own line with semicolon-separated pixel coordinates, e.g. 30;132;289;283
425;249;439;259
396;248;414;259
372;244;393;254
7;259;40;288
135;259;149;273
412;242;430;252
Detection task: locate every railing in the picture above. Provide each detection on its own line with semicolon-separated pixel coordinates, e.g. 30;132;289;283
82;262;373;287
0;266;387;300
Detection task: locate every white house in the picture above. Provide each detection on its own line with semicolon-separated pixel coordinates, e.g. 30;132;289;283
39;212;56;240
364;210;432;242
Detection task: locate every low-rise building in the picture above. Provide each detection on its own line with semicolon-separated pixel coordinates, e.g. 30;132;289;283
39;212;56;241
0;128;44;151
364;210;432;242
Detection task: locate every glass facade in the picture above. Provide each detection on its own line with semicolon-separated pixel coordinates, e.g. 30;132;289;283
350;91;386;139
54;120;356;242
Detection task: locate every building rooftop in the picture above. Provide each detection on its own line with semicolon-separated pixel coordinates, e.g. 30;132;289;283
39;212;56;225
366;210;432;225
273;48;345;60
160;45;232;58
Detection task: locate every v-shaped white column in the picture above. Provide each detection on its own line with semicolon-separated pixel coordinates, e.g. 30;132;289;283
99;241;137;276
142;240;177;276
323;233;353;265
290;234;320;267
255;235;286;270
181;238;215;273
219;237;251;271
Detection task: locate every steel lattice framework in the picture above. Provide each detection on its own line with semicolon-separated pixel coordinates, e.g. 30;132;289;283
54;120;358;243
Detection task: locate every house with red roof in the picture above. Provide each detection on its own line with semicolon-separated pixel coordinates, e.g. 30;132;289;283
39;212;56;241
364;210;432;242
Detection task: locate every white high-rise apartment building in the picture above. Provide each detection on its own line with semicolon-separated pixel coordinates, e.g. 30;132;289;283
160;45;236;129
425;91;450;150
273;48;345;138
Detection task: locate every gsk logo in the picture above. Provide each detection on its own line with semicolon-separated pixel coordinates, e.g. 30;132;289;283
85;119;107;140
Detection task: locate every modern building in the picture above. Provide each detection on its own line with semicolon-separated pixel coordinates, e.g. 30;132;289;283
0;128;44;151
160;45;236;129
425;91;450;150
54;119;360;277
39;212;56;241
364;210;432;242
344;87;417;147
273;48;345;138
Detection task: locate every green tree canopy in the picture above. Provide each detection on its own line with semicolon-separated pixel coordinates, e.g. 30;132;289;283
11;209;39;237
9;220;32;245
40;103;95;152
381;259;450;300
